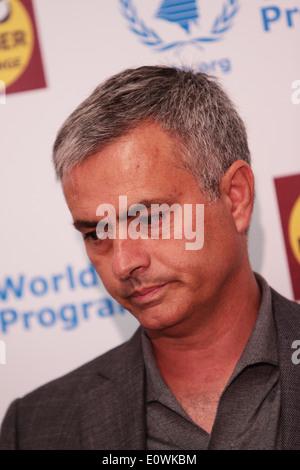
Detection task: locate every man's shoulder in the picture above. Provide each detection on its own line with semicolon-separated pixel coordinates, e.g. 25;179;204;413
270;287;300;358
0;327;143;449
269;287;300;450
22;326;142;402
271;287;300;319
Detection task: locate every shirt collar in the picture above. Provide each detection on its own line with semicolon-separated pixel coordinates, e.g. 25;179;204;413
236;272;278;369
142;272;279;404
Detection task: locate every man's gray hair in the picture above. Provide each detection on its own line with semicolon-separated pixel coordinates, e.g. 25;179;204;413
52;65;250;199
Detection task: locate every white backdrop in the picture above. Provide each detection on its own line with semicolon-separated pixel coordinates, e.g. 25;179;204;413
0;0;299;425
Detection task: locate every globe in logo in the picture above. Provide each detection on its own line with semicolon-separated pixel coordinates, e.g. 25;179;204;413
119;0;240;53
289;196;300;266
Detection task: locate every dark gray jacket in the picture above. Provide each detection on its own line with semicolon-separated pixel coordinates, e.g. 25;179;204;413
0;288;300;450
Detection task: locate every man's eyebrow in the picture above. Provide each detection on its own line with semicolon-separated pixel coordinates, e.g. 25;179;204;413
73;220;98;231
121;198;175;219
73;198;175;229
131;198;174;210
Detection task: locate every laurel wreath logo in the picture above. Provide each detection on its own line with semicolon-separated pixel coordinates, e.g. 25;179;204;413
119;0;239;52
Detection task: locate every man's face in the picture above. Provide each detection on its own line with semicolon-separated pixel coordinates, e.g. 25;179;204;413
63;123;243;336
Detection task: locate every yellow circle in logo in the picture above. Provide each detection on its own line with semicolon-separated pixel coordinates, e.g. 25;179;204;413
0;0;34;88
288;196;300;265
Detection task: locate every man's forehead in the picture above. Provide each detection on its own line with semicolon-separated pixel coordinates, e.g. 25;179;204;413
61;123;207;224
64;130;180;182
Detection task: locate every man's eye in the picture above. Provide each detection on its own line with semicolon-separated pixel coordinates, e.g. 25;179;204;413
140;213;162;226
84;231;98;241
149;213;162;226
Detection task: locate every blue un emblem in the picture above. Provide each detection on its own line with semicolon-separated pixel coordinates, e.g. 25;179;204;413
119;0;240;53
155;0;199;34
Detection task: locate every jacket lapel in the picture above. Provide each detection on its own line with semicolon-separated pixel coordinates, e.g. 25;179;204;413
78;328;146;450
272;289;300;450
77;290;300;449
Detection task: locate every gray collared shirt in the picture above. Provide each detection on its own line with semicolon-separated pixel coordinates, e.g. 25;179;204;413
141;274;282;450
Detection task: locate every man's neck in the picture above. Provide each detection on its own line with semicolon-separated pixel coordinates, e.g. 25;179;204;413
145;269;261;388
144;269;261;433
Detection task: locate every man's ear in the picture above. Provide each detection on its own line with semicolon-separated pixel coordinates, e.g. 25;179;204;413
219;160;255;234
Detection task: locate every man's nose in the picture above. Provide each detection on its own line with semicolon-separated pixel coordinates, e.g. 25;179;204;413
111;238;151;279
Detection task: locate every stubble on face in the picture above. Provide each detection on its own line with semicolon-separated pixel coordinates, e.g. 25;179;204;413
62;123;248;338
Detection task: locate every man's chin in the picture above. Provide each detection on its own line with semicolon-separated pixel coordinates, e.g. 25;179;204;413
130;305;187;336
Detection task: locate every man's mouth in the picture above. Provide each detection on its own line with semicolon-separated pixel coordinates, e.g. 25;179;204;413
128;284;168;304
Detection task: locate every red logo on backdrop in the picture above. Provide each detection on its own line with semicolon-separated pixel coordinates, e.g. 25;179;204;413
0;0;46;94
274;174;300;301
